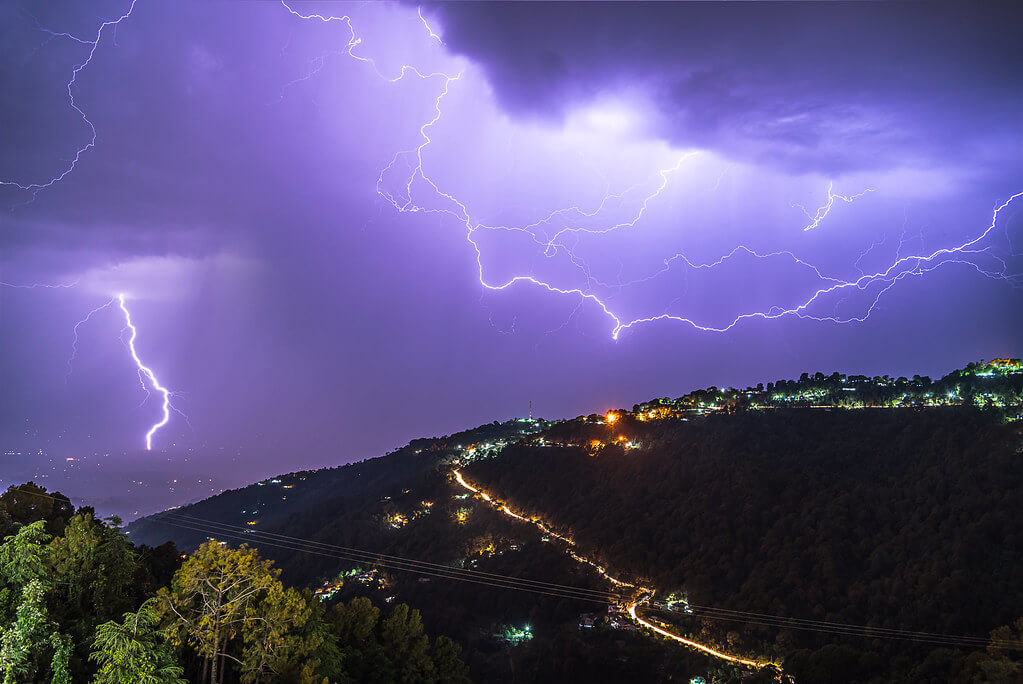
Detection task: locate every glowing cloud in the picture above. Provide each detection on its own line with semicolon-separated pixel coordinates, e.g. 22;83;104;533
281;3;1019;340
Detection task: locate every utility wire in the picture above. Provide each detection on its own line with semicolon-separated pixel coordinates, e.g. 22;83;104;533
5;484;1022;652
152;511;1023;651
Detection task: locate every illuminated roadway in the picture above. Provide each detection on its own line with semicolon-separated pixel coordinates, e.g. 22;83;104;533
452;468;774;669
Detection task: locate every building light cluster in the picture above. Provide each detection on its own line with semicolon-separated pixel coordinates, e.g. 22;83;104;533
386;513;408;529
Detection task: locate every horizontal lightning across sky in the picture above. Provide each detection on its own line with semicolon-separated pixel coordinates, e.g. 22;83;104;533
282;2;1021;340
3;1;1020;448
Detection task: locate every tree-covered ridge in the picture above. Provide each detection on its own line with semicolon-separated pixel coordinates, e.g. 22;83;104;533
628;358;1023;415
116;358;1023;682
128;358;1021;554
127;418;549;550
0;484;470;683
464;408;1023;682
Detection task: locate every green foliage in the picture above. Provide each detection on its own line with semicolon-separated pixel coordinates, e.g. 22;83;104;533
431;636;470;684
0;579;58;684
0;522;53;587
0;484;74;540
48;633;72;684
160;542;279;684
326;597;470;684
238;583;320;683
0;487;468;684
50;514;137;644
160;542;331;684
379;603;432;682
333;596;380;644
89;598;185;684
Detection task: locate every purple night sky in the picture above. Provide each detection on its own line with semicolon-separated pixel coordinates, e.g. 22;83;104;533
1;1;1021;518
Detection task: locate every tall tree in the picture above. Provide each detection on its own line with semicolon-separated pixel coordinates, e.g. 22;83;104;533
379;604;433;684
0;485;73;539
0;522;52;587
430;636;470;684
159;542;324;684
159;542;277;684
48;633;71;684
50;514;136;630
90;598;185;684
238;584;320;683
0;579;50;683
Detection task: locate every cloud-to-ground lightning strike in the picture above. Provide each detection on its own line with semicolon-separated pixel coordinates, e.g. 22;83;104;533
62;293;182;447
282;4;1021;341
2;3;184;449
117;294;173;451
794;181;875;231
0;0;138;204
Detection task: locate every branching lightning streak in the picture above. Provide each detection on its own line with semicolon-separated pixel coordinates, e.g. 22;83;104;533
539;151;700;256
282;3;1021;341
65;296;117;384
0;279;79;289
0;0;138;203
418;7;444;45
794;181;875;231
116;294;172;451
853;233;888;277
3;5;186;449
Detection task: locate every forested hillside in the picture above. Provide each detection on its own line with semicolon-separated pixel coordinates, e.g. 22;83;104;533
465;408;1023;681
127;418;548;549
122;361;1023;683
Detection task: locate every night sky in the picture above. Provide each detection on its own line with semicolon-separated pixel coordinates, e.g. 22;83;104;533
1;1;1021;518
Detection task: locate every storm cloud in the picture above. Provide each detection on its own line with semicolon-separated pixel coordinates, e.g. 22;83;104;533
429;2;1023;176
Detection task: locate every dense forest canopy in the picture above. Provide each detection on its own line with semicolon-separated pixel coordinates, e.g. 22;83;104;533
0;483;470;683
465;408;1023;682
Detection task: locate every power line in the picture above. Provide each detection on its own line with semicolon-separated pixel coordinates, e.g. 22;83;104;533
4;483;1021;652
151;511;1023;651
162;511;623;601
153;515;616;605
646;606;1019;650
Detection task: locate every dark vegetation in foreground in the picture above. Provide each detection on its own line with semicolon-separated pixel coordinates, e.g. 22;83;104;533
0;484;470;683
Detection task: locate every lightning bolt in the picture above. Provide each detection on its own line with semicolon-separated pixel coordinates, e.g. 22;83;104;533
9;4;1020;356
2;5;188;449
65;296;117;384
418;7;445;45
0;279;79;289
116;294;172;451
0;0;138;204
282;3;1021;341
794;181;875;232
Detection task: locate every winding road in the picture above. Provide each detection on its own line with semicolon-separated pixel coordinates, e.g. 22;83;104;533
452;468;774;670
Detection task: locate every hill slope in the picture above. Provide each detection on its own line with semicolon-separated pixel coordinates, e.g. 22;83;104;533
128;361;1023;683
465;408;1023;681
